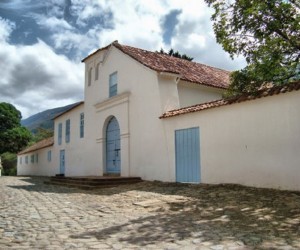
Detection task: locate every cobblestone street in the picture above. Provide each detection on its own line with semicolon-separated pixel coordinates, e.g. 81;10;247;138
0;177;300;249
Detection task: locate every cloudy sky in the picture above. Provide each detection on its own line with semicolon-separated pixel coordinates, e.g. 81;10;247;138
0;0;246;118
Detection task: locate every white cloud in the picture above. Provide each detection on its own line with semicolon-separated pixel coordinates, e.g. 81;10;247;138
34;16;73;31
0;19;83;118
96;0;167;50
0;18;15;42
93;0;246;70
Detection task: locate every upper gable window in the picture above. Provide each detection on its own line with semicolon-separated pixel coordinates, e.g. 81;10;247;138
95;62;100;80
109;72;118;97
88;68;92;86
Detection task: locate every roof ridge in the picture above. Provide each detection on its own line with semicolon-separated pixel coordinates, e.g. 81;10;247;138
18;137;54;155
114;42;231;73
82;40;230;89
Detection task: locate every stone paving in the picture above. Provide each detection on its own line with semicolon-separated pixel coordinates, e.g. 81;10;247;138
0;177;300;250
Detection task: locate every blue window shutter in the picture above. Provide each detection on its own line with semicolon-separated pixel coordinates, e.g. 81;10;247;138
109;72;118;97
66;119;70;143
80;113;84;138
58;123;62;145
48;150;51;162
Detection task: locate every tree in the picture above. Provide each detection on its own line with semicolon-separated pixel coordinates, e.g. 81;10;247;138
1;152;17;176
0;103;32;154
205;0;300;95
158;48;194;61
32;127;54;143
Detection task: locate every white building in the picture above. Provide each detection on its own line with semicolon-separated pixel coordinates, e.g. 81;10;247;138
17;41;300;191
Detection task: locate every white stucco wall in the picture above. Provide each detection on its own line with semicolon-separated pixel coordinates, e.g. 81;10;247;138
177;81;223;108
53;103;88;176
83;47;172;180
17;146;55;176
163;90;300;190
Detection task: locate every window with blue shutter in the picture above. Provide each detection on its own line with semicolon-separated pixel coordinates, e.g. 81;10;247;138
31;155;34;163
25;156;28;164
66;119;70;143
58;123;62;145
80;113;84;138
47;150;52;162
36;153;38;163
109;72;118;97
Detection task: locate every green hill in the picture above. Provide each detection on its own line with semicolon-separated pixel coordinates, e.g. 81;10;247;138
21;102;82;134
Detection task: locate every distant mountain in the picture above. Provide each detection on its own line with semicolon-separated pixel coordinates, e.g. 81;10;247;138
21;102;82;134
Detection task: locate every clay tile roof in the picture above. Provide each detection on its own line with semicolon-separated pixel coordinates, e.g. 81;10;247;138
82;41;230;89
18;137;54;155
160;81;300;119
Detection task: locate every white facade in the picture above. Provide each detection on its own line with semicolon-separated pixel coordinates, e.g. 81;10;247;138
17;42;300;191
17;144;55;176
162;90;300;191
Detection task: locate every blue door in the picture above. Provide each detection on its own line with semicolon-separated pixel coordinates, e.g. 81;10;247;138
60;150;65;175
175;127;200;183
106;117;121;174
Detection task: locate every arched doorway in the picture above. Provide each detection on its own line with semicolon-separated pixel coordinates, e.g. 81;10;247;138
106;117;121;174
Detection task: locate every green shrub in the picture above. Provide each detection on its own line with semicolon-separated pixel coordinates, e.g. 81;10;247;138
1;152;17;176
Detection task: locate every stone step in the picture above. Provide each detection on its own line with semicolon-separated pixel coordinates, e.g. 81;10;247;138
45;176;142;190
44;181;109;190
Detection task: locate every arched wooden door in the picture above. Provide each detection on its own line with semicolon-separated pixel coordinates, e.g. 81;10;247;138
106;117;121;174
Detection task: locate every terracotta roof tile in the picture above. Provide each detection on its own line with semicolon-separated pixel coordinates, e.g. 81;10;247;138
160;81;300;118
18;137;54;155
83;41;230;89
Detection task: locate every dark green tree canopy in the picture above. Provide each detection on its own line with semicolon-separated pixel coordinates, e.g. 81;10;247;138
0;102;22;132
157;48;194;61
0;102;31;154
205;0;300;95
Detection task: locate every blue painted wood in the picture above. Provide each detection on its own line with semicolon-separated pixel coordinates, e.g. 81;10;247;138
106;117;121;173
175;127;200;183
60;150;65;175
109;72;118;97
58;123;62;145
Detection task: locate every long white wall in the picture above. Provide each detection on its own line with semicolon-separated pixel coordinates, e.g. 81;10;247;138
17;146;55;176
163;90;300;191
